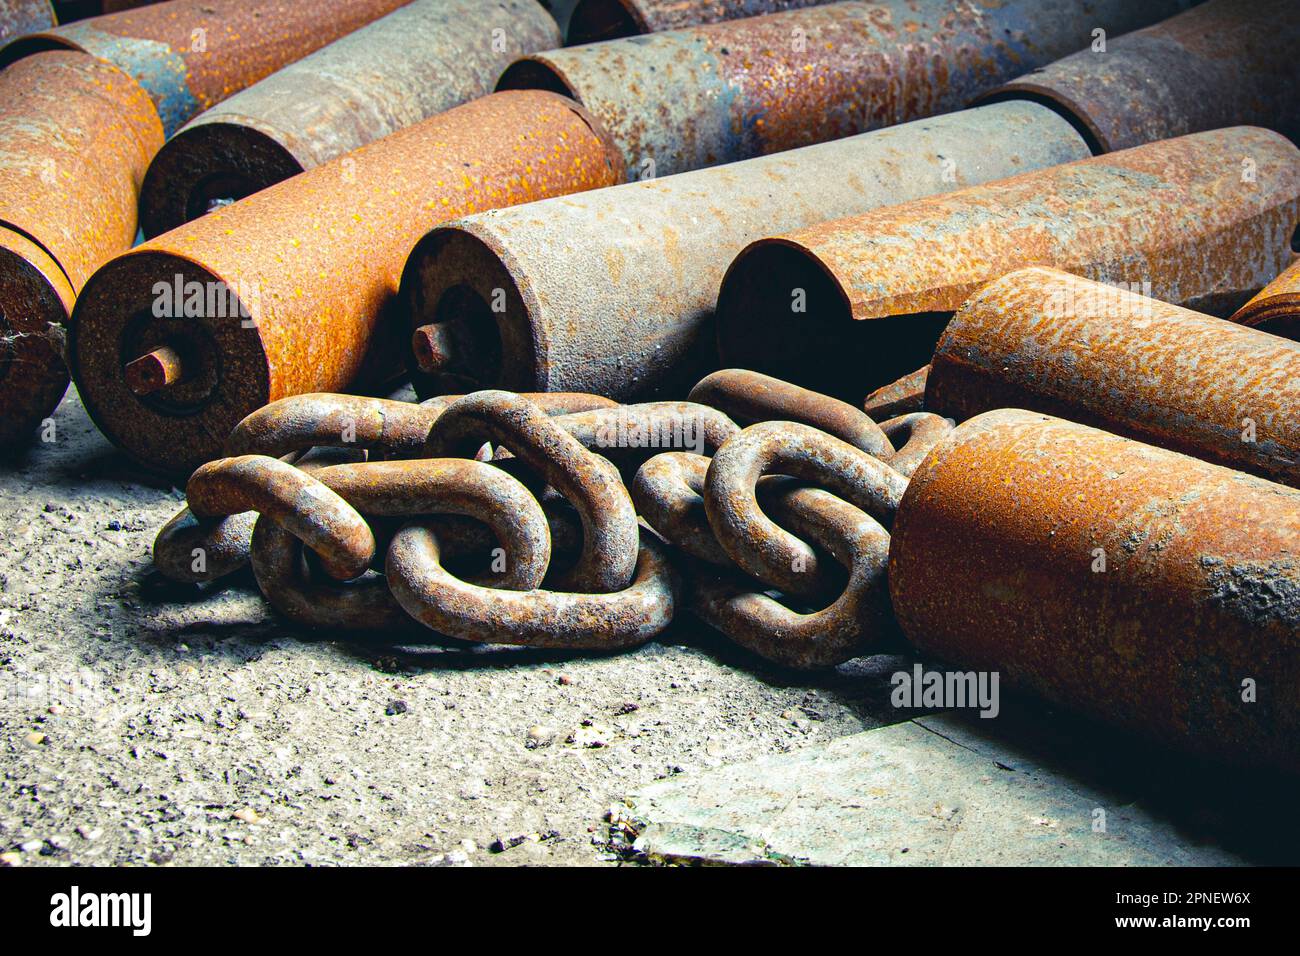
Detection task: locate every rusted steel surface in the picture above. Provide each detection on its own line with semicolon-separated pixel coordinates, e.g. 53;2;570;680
890;410;1300;771
0;0;52;44
980;0;1300;154
0;228;73;448
139;0;560;237
69;90;624;476
718;127;1300;401
862;366;928;420
567;0;832;44
402;100;1091;400
928;267;1300;488
0;0;413;136
498;0;1187;177
1232;257;1300;340
0;50;162;448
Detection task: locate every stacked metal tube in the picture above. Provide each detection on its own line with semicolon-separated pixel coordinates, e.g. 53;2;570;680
0;49;163;448
69;91;624;476
0;0;414;135
499;0;1188;177
139;0;562;237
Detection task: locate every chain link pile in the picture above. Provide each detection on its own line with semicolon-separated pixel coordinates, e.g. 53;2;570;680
153;370;953;668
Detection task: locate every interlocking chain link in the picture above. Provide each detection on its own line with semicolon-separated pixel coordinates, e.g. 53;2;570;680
150;370;954;663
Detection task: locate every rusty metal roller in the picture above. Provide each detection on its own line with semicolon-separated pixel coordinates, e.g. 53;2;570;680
69;90;624;477
402;100;1092;400
926;267;1300;489
890;410;1300;772
0;50;163;449
567;0;834;44
0;0;413;136
717;127;1300;401
1231;258;1300;340
978;0;1300;154
0;1;52;45
139;0;561;238
497;0;1189;178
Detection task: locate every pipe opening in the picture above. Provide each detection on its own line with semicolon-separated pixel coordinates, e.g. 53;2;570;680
496;59;578;101
425;284;503;386
717;241;951;403
567;0;641;45
186;171;259;223
1291;220;1299;254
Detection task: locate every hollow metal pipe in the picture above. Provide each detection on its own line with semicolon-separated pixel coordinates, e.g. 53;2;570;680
498;0;1188;178
138;0;560;238
716;127;1300;401
890;409;1300;772
978;0;1300;153
927;267;1300;488
0;0;414;136
400;100;1091;400
68;90;624;476
1231;257;1300;340
0;50;163;448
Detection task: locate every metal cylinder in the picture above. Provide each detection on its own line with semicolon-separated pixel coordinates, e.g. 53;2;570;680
401;100;1090;400
567;0;832;44
717;127;1300;401
69;90;624;477
927;267;1300;488
979;0;1300;154
1231;257;1300;340
0;1;52;45
498;0;1187;177
0;0;413;136
0;50;163;448
139;0;560;238
890;409;1300;772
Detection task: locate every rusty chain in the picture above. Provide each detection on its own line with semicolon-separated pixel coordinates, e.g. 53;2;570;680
151;370;954;663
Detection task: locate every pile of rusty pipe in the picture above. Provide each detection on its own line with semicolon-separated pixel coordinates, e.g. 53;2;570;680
926;267;1300;488
498;0;1186;178
68;90;624;476
138;0;560;238
890;410;1300;772
0;0;413;136
401;100;1092;400
978;0;1300;153
0;50;162;448
0;0;52;45
716;127;1300;401
566;0;834;44
1231;258;1300;340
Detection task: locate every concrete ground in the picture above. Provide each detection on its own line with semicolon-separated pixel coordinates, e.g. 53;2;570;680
1;389;1292;867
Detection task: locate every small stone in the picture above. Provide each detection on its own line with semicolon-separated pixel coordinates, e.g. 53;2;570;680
525;725;554;749
23;732;46;747
47;704;64;716
445;849;470;865
76;826;102;841
459;839;477;854
385;700;409;716
556;675;573;686
615;702;640;715
233;807;260;824
0;851;20;867
19;840;43;853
